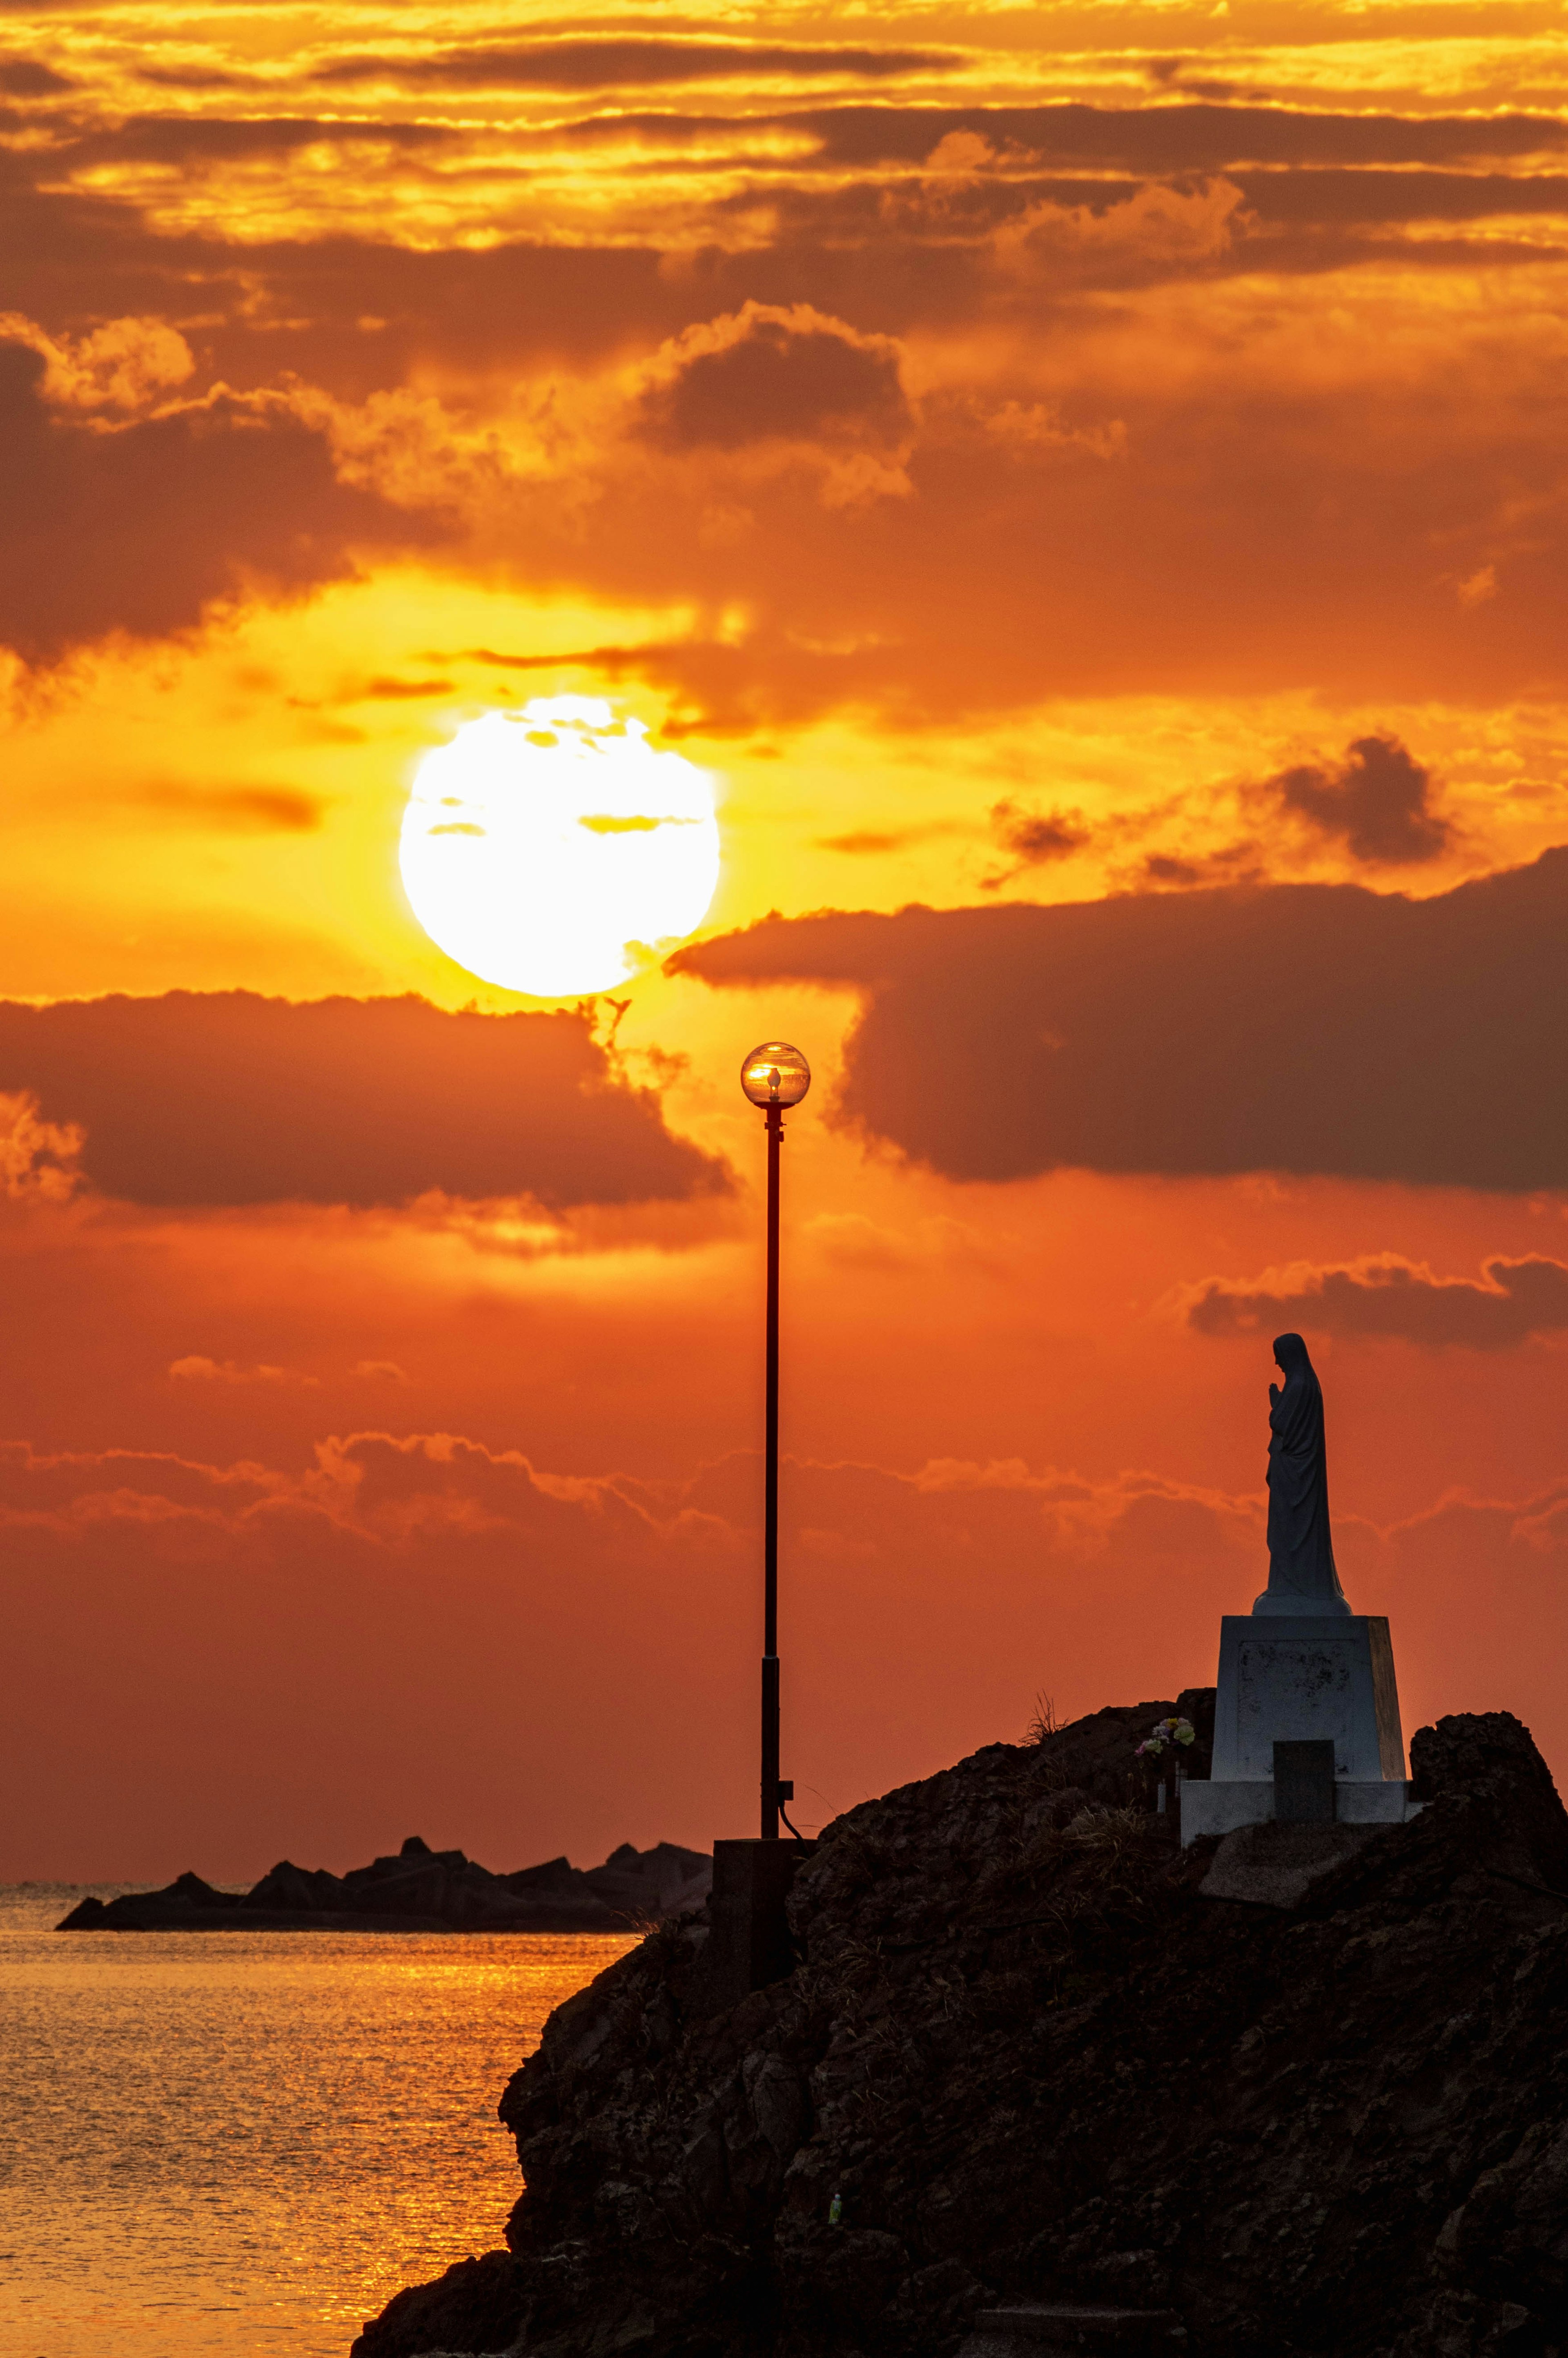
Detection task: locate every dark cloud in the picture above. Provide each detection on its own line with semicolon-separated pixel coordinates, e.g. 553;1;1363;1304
1187;1256;1568;1350
987;799;1091;873
356;676;454;701
0;993;727;1209
316;40;958;91
1141;844;1265;888
0;56;71;93
818;828;925;855
639;306;908;451
0;340;443;659
1269;734;1450;866
1235;169;1568;228
670;846;1568;1191
1143;57;1238;101
783;102;1568;175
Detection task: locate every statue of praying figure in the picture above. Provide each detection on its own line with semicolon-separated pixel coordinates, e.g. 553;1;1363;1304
1253;1332;1352;1617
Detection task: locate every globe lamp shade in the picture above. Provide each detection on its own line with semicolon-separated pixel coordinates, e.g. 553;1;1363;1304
740;1042;811;1109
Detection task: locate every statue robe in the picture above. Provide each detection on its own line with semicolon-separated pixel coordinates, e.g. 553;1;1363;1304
1256;1332;1351;1617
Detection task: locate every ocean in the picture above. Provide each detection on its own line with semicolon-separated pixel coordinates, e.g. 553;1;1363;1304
0;1884;633;2357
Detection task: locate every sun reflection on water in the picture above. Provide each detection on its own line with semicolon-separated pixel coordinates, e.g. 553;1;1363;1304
0;1886;634;2357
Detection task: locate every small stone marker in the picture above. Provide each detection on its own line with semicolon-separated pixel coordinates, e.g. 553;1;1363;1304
1199;1819;1380;1908
1274;1738;1336;1823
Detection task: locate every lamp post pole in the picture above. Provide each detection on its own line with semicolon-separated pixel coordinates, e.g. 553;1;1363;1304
739;1041;811;1845
761;1098;782;1839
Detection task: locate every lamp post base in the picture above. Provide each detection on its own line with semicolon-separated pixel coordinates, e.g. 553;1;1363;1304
703;1837;817;2011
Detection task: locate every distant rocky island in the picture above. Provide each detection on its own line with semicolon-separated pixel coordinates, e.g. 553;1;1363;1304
56;1834;711;1933
353;1700;1568;2358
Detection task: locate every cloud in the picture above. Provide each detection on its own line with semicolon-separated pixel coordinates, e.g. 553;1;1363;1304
789;103;1568;176
169;1355;319;1387
816;826;952;855
636;304;910;454
985;798;1091;884
1266;733;1450;866
0;310;193;410
0;993;728;1210
994;176;1250;276
670;844;1568;1191
0;340;445;659
10;1419;1568;1875
130;785;327;833
1185;1255;1568;1351
0;1427;1264;1875
7;56;1568;728
315;40;958;91
1230;169;1568;232
0;1091;82;1202
0;56;71;94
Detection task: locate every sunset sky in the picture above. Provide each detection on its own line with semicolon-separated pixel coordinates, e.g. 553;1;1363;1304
5;0;1568;1882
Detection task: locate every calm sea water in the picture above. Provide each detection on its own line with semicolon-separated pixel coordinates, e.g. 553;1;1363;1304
0;1884;633;2358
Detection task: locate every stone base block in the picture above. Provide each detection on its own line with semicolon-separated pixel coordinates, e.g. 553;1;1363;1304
1181;1777;1418;1846
700;1838;816;2009
1213;1614;1406;1781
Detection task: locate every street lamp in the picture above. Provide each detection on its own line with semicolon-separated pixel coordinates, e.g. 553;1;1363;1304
740;1041;811;1839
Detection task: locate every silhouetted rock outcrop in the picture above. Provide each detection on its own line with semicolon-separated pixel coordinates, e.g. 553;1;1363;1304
56;1835;710;1933
353;1699;1568;2358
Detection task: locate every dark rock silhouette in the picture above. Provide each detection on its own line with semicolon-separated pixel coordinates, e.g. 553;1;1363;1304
354;1699;1568;2358
55;1835;710;1933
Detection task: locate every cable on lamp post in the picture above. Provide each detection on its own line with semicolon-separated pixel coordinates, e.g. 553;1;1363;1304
739;1040;811;1841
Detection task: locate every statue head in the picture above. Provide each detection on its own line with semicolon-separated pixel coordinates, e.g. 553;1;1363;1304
1272;1331;1312;1379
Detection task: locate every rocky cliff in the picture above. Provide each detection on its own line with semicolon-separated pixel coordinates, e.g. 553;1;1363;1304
354;1699;1568;2358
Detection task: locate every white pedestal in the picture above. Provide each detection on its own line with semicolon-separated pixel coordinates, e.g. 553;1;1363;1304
1181;1776;1416;1842
1181;1614;1417;1847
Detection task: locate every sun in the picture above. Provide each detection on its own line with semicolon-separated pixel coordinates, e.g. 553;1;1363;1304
399;698;721;997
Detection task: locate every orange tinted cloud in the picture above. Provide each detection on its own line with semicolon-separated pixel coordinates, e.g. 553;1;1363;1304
0;339;444;660
313;40;960;91
674;846;1568;1189
1187;1254;1568;1351
6;1420;1568;1879
637;305;911;454
7;28;1568;718
0;995;726;1207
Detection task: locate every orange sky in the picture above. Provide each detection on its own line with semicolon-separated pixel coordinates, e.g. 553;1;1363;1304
4;0;1568;1880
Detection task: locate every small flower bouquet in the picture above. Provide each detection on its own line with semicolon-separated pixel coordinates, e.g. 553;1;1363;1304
1136;1716;1196;1812
1136;1716;1196;1763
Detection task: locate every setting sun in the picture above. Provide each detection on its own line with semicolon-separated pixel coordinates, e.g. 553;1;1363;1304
399;699;720;998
